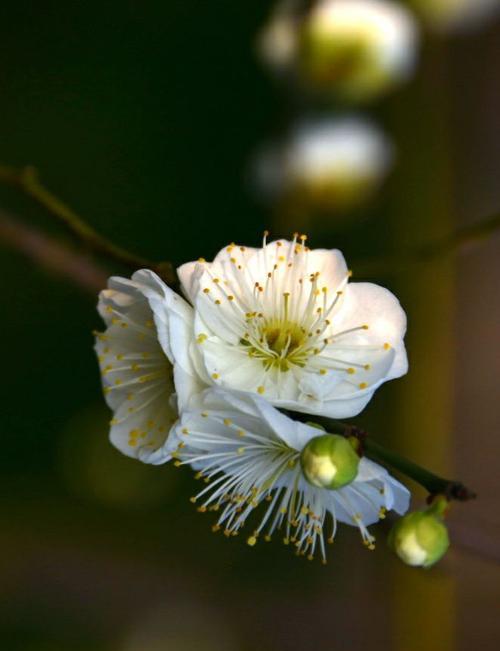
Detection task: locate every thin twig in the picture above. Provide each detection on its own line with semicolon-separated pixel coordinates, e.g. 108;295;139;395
353;213;500;277
0;164;176;285
0;209;108;293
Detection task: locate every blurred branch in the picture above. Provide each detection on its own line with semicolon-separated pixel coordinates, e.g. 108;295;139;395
0;209;108;293
0;164;176;285
354;213;500;277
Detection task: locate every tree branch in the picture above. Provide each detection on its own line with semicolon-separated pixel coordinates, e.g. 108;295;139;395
353;213;500;277
0;164;177;286
0;209;108;294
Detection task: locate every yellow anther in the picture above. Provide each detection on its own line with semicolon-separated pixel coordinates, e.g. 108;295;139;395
359;382;368;389
362;324;369;330
223;418;232;426
384;342;391;350
198;257;206;263
247;535;258;547
228;295;234;301
196;333;208;344
212;373;220;380
364;364;371;371
347;368;356;375
319;369;327;375
257;386;265;394
203;288;210;294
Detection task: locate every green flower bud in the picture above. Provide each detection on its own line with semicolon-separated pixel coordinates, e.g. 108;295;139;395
388;498;450;568
300;433;360;490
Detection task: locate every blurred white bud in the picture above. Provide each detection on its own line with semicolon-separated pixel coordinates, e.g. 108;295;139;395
410;0;499;32
257;9;298;71
299;0;419;101
256;117;394;213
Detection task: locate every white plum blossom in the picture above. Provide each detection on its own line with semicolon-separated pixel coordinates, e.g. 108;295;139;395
178;235;408;419
300;0;419;101
95;270;204;464
172;388;410;561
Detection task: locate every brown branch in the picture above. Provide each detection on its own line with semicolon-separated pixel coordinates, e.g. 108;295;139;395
0;209;108;294
0;164;176;286
353;213;500;277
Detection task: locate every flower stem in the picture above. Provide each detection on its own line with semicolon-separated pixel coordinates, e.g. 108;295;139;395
363;437;476;502
290;413;476;502
0;164;177;285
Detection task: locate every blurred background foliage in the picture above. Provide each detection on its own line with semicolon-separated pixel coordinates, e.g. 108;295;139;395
0;1;499;650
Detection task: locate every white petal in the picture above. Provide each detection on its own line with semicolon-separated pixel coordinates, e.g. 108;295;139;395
95;270;206;463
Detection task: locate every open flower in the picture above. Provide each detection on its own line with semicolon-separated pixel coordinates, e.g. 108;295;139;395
178;235;407;418
94;270;204;464
172;388;410;562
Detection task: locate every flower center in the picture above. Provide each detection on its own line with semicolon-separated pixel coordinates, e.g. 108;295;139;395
264;320;306;355
245;318;309;372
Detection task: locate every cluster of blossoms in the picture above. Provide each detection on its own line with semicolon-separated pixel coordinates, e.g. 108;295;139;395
94;236;423;563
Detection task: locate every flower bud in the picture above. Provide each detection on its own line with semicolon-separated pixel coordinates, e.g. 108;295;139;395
388;498;450;568
299;0;419;101
254;118;394;215
300;433;360;490
257;10;298;72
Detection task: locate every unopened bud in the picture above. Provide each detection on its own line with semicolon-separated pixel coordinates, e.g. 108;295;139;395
388;497;450;568
300;433;360;490
299;0;419;101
